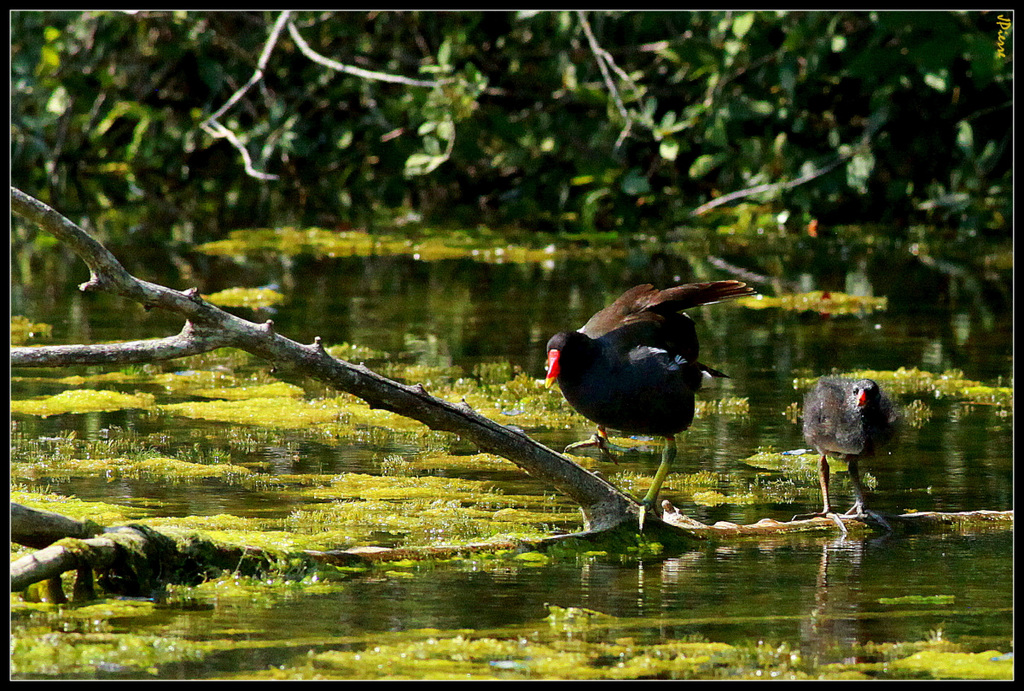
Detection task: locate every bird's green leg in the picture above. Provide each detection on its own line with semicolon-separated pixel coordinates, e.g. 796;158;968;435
641;436;675;510
637;436;676;530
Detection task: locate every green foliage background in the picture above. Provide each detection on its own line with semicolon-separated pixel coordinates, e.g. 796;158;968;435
10;10;1013;240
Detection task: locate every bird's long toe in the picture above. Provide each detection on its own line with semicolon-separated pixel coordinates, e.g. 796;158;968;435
563;431;630;464
843;505;892;531
563;433;604;455
791;510;850;534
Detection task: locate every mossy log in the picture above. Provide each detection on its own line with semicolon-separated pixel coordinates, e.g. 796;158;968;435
11;504;285;596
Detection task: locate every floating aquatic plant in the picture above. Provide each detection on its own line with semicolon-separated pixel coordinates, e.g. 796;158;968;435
10;389;156;417
194;226;626;265
736;291;888;315
878;594;956;605
10;315;53;345
160;396;340;429
203;286;285;310
794;367;1012;408
191;381;305;400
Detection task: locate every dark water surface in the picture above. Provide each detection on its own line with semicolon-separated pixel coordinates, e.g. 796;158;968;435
11;228;1013;677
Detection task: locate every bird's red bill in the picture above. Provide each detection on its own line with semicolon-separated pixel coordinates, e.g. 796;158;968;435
545;349;561;384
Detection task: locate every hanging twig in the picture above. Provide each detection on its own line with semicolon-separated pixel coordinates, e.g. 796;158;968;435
691;157;847;216
576;11;634;150
199;119;281;181
691;108;889;216
198;12;446;181
198;11;292;180
286;18;443;88
201;11;293;127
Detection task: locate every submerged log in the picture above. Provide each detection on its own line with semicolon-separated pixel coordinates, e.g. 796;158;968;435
10;503;1013;597
658;502;1014;538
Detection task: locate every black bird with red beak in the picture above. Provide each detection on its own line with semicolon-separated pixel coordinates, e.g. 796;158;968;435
545;280;755;515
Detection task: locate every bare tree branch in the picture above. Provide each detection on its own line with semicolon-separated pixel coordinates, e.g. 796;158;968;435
10;504;273;596
201;11;293;127
10;186;636;532
691;108;889;216
199;119;282;181
198;11;292;181
194;11;450;181
196;12;448;182
577;11;634;150
287;18;443;88
690;156;847;217
11;320;235;367
11;503;103;550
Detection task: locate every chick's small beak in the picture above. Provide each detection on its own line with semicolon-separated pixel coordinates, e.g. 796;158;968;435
856;390;868;407
545;349;561;388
